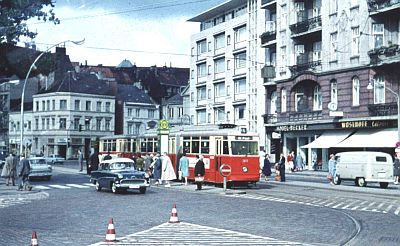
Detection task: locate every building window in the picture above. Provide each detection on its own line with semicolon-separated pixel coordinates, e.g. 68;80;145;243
35;101;39;111
234;78;246;94
74;100;80;111
227;35;231;45
313;85;322;110
197;63;207;77
197;86;207;100
352;77;360;106
234;52;246;69
105;119;111;131
207;88;212;99
168;107;174;118
234;25;246;44
235;104;245;120
191;92;194;102
46;100;50;111
135;109;140;117
330;0;338;14
60;100;67;110
52;118;55;128
215;82;225;97
86;101;91;111
148;109;155;118
295;87;307;112
207;112;211;123
330;32;337;61
214;58;225;74
208;41;211;52
96;101;102;112
41;118;45;130
85;119;90;130
330;79;338;104
197;110;206;124
52;100;55;110
226;85;230;96
281;88;287;113
226;60;231;70
197;39;207;55
351;26;360;56
127;122;133;135
105;102;111;112
215;107;225;122
96;118;101;131
373;75;385;104
270;91;277;114
214;33;225;50
35;119;39;130
372;23;384;48
46;118;50;129
128;108;132;117
74;118;80;130
59;118;66;129
28;121;31;130
178;107;183;117
42;101;45;111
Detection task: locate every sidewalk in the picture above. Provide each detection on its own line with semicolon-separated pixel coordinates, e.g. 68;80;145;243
0;179;41;196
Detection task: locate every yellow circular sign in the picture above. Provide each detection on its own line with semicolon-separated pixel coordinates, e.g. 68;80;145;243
159;120;169;130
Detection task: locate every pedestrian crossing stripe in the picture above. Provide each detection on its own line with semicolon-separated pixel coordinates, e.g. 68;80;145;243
48;185;71;189
90;222;308;246
65;184;90;188
228;193;400;217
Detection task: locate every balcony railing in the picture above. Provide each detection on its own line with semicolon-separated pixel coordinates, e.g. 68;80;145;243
261;65;276;79
368;0;400;12
368;44;400;64
288;111;322;122
289;52;321;74
263;114;277;124
368;102;398;116
260;21;276;45
289;16;322;35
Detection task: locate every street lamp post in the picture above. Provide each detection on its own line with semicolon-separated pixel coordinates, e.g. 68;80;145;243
367;80;400;142
20;39;84;155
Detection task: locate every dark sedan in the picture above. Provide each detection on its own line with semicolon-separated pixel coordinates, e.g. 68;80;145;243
90;158;150;194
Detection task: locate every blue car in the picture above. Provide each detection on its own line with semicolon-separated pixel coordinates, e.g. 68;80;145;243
90;158;149;194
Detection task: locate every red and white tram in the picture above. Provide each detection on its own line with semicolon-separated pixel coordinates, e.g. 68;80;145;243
98;126;260;185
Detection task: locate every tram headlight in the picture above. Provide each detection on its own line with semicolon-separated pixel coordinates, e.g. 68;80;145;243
242;166;248;173
118;174;123;179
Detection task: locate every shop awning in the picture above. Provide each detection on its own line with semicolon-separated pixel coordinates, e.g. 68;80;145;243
333;128;397;148
301;130;353;149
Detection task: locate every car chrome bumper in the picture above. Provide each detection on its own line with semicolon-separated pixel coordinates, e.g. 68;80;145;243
116;180;149;189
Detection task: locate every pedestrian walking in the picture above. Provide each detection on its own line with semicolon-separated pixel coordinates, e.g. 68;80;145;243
295;152;304;171
262;154;272;181
88;148;99;175
17;154;32;191
161;152;176;187
135;153;144;171
194;155;205;190
277;153;286;182
5;153;16;186
328;154;337;185
394;149;400;185
78;149;84;172
144;153;153;177
179;152;189;185
1;154;10;183
151;153;162;185
287;150;294;172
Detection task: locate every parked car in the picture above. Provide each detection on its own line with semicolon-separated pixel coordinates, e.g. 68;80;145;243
45;154;65;164
90;158;149;194
28;157;53;181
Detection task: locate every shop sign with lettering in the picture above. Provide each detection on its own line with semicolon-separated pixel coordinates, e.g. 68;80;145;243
275;124;308;132
338;120;391;129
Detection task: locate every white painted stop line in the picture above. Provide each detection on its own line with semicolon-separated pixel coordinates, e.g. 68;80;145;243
66;184;90;188
48;185;71;189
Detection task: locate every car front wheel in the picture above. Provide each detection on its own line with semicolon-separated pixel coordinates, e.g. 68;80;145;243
356;177;367;187
95;181;102;192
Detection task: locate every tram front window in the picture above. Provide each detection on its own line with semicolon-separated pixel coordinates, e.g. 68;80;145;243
231;141;258;155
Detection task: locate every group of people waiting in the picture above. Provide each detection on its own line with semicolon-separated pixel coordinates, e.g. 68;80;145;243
1;153;33;191
261;151;306;182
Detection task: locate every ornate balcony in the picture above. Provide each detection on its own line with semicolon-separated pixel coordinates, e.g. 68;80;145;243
368;44;400;65
288;111;322;122
289;52;321;75
263;114;277;124
368;102;398;116
368;0;400;14
260;21;276;46
289;16;321;36
261;65;276;79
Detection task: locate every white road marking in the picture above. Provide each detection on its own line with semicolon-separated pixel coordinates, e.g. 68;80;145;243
48;185;71;189
66;184;90;188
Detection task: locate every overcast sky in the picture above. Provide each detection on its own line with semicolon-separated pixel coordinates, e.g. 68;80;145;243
22;0;226;67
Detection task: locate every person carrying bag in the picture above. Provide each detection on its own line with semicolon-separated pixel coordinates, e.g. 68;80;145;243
194;155;205;190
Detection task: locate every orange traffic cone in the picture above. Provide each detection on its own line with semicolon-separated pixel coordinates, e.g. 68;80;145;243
169;203;180;223
105;218;117;242
31;231;38;246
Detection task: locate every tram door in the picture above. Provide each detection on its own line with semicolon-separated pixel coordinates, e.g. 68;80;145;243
214;137;223;182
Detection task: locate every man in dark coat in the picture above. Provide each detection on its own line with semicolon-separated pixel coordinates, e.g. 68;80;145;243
194;155;205;190
152;154;162;185
17;154;32;191
277;153;286;182
262;154;272;181
88;149;99;175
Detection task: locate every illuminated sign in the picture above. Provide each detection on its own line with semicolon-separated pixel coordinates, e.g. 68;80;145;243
275;125;308;132
339;120;391;129
235;136;253;140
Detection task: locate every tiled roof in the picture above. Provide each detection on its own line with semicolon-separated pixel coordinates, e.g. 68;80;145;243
117;84;154;104
165;93;183;105
40;72;114;96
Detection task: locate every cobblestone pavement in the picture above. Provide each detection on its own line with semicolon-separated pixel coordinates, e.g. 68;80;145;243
90;222;312;246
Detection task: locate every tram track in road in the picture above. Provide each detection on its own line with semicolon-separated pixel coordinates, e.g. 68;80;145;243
337;211;362;246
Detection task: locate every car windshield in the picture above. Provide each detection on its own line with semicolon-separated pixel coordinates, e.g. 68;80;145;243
30;159;47;165
109;162;135;170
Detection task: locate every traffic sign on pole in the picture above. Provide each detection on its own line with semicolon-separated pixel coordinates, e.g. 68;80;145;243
219;164;231;177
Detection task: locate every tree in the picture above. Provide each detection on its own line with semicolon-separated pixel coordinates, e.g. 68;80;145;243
0;0;60;44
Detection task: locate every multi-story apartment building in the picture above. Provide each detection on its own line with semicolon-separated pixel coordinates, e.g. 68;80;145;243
190;0;399;168
8;72;116;159
188;0;266;149
261;0;400;168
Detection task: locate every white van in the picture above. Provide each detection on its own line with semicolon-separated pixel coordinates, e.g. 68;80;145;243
335;151;394;188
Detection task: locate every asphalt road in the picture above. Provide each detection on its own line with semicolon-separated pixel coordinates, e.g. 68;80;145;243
0;164;399;245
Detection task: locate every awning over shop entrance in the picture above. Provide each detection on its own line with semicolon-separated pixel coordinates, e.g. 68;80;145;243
301;130;353;149
333;128;397;148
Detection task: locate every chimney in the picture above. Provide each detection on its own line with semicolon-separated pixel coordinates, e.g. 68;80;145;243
56;47;66;55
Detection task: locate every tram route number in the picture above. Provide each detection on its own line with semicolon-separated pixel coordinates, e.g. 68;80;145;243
219;164;232;177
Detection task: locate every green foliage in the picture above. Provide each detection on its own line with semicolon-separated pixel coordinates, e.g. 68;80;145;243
0;0;60;44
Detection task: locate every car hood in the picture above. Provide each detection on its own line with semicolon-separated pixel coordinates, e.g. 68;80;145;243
111;170;146;178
